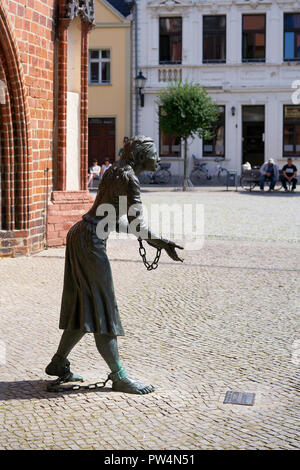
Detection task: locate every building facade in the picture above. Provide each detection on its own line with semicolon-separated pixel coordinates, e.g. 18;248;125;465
134;0;300;178
0;0;95;256
88;0;131;167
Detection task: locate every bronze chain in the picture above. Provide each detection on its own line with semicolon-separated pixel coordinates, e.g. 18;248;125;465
46;373;110;393
138;238;161;271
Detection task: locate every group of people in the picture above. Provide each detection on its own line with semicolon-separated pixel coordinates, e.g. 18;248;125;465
88;158;112;188
260;158;297;192
88;137;129;189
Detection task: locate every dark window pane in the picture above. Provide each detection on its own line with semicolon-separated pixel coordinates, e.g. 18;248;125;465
203;106;225;156
90;62;99;82
296;33;300;57
255;33;265;58
160;36;171;62
204;34;226;61
160;17;182;34
159;17;182;63
283;106;300;155
285;13;300;29
243;15;265;31
255;32;265;47
243;33;254;59
102;50;110;59
159;108;181;157
283;125;294;153
170;35;182;62
215;126;225;155
90;50;99;59
101;62;110;83
296;125;300;152
160;132;181;157
242;15;265;60
203;16;226;62
243;105;264;122
285;106;300;120
203;15;226;31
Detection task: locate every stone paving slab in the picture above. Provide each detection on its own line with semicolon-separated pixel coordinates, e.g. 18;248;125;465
0;187;299;449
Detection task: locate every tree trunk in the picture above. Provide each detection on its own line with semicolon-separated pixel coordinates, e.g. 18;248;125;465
183;137;188;191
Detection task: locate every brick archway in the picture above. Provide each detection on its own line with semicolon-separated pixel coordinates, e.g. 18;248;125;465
0;5;32;233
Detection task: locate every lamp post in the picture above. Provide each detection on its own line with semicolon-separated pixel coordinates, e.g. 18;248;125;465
135;71;147;108
135;71;147;107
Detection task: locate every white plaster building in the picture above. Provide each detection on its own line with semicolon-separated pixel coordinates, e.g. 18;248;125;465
132;0;300;178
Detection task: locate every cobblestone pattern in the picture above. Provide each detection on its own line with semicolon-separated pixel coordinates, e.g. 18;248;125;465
0;188;299;449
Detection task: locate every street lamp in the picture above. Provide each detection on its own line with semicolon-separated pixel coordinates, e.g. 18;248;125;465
135;71;147;107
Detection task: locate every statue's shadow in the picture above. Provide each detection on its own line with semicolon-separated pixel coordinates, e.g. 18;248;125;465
0;380;113;401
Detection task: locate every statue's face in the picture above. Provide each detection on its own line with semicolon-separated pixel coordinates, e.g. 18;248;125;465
145;144;159;172
135;143;159;174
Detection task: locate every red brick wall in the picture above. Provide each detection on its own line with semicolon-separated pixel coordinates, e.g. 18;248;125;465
0;0;56;255
0;1;95;255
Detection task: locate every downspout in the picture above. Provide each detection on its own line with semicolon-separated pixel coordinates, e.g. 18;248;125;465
134;1;138;135
126;0;139;135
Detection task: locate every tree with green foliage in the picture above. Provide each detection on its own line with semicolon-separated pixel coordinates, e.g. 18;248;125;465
158;81;219;190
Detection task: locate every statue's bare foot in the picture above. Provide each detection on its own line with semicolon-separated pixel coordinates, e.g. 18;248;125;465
111;376;155;395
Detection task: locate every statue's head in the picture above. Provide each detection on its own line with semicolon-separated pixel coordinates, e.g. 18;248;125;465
121;136;159;175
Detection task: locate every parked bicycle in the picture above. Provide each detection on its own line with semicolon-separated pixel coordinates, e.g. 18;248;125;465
138;162;172;185
189;155;228;185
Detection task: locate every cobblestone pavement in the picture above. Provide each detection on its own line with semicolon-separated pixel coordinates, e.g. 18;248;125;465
0;187;299;450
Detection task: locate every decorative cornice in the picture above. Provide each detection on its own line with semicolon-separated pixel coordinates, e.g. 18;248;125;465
147;0;193;10
65;0;95;24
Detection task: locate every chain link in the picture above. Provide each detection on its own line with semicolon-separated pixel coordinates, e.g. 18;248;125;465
138;238;161;271
46;374;110;393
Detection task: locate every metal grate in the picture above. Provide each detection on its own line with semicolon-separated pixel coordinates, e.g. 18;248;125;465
223;391;255;406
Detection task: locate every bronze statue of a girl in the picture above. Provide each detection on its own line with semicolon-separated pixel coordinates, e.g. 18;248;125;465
45;136;183;394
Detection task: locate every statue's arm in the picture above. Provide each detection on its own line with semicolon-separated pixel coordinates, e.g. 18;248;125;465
120;171;183;262
126;172;168;249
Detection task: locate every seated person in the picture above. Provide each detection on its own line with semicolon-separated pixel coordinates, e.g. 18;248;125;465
281;158;297;192
88;160;101;188
100;158;112;178
260;158;279;191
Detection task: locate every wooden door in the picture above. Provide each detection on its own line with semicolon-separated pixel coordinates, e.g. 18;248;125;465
88;118;116;167
242;106;265;167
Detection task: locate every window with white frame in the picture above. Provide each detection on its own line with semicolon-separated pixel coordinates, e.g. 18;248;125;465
284;13;300;61
89;49;111;85
159;108;181;157
203;106;225;158
283;105;300;156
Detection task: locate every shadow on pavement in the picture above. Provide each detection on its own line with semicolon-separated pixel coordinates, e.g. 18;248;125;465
108;260;299;272
32;256;299;272
0;380;113;401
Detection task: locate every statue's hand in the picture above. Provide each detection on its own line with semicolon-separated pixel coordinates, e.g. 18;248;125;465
164;240;184;262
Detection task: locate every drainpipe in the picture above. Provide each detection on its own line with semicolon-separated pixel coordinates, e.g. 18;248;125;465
126;0;139;135
134;1;138;135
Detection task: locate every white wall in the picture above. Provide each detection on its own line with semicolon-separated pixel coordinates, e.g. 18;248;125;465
66;92;81;191
66;17;81;191
67;17;81;94
135;0;300;176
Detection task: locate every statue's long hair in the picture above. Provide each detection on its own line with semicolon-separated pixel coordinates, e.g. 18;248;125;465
93;136;155;203
122;136;155;167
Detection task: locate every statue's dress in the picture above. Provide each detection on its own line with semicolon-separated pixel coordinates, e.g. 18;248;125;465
59;165;162;335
